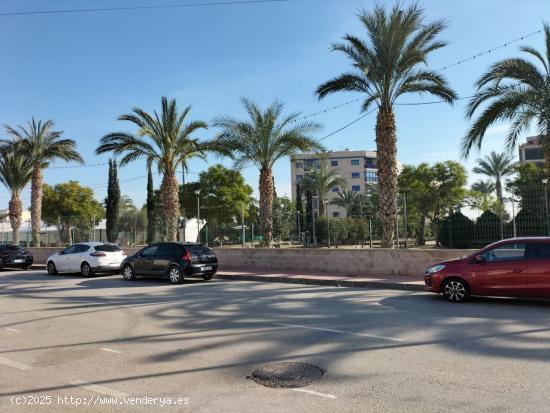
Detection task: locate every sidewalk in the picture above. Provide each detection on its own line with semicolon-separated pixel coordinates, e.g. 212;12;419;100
217;270;425;291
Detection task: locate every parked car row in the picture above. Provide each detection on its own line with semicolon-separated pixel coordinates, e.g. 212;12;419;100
4;237;550;301
43;241;218;284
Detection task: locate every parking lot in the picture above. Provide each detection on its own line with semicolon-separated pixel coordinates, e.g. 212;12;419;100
1;269;550;412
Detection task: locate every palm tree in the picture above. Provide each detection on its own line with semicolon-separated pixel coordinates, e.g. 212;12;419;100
470;179;497;212
4;118;83;246
0;149;33;244
473;152;516;207
96;97;216;241
316;4;456;247
212;98;323;245
462;24;550;165
302;156;347;216
471;179;496;196
330;189;359;217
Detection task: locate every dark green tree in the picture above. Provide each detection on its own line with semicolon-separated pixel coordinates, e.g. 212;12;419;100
105;159;121;243
42;181;104;244
146;165;156;244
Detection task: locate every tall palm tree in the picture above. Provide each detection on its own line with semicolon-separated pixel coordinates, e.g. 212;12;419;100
462;24;550;165
212;98;323;245
96;97;216;241
0;149;33;244
4;118;83;246
330;189;359;217
473;151;516;207
316;4;456;247
302;156;347;216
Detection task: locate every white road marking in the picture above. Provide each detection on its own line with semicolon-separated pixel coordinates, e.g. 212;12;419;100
274;322;404;342
0;356;31;370
292;388;337;399
5;328;20;332
70;380;128;398
100;347;123;354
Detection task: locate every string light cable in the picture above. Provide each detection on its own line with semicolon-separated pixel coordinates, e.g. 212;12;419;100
0;0;287;17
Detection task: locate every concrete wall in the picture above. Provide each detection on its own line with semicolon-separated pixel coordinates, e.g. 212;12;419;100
28;247;475;276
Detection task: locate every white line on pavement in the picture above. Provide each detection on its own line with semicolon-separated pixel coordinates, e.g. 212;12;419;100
100;347;123;354
70;380;128;398
274;322;404;343
292;388;337;399
0;356;31;370
5;328;20;332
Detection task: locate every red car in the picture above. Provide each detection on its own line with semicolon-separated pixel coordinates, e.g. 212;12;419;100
424;237;550;302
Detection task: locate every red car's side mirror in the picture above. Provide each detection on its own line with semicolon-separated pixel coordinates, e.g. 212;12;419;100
474;255;485;264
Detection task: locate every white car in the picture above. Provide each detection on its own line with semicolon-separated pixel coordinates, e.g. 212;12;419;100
46;242;126;277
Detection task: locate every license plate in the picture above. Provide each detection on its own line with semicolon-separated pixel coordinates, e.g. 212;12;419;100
13;259;24;263
202;266;212;271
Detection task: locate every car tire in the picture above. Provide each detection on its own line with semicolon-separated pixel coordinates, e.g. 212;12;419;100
81;262;93;278
203;273;215;281
21;265;29;270
168;265;183;284
442;278;470;303
122;264;136;281
47;261;57;275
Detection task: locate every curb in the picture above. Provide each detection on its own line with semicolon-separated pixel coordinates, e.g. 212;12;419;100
217;273;425;292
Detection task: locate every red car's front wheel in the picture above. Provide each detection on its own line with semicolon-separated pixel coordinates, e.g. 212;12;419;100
442;279;470;303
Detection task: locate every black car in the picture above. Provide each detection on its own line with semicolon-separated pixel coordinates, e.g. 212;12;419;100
121;242;218;284
0;244;33;269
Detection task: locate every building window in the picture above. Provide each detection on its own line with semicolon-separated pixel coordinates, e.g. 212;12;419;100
332;212;340;218
331;160;338;167
332;187;339;192
296;161;303;169
525;148;544;160
351;172;360;179
304;159;320;171
365;158;377;168
352;185;361;192
296;175;303;182
365;170;378;183
351;159;360;166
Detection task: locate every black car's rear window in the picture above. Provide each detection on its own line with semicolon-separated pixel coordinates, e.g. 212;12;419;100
0;244;18;251
185;244;212;255
95;244;121;252
157;243;185;256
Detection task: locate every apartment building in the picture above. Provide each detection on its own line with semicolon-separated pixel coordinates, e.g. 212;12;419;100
519;135;545;167
291;150;399;217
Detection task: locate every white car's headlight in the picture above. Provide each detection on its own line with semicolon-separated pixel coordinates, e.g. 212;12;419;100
425;264;445;275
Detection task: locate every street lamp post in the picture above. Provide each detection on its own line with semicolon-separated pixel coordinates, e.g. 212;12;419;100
194;189;201;243
325;199;329;248
241;204;245;248
543;179;549;236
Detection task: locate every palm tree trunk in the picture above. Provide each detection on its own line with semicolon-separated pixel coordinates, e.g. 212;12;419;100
9;194;22;244
318;197;325;217
376;107;398;248
161;171;180;241
259;166;274;246
30;165;43;247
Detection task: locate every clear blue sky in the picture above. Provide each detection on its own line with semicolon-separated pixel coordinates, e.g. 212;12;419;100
1;0;549;210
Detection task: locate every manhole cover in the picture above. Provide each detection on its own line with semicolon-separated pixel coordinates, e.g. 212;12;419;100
247;362;325;388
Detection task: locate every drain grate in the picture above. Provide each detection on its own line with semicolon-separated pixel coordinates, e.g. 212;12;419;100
247;362;325;388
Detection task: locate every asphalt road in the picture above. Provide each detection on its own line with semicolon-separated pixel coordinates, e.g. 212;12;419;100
1;269;550;412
